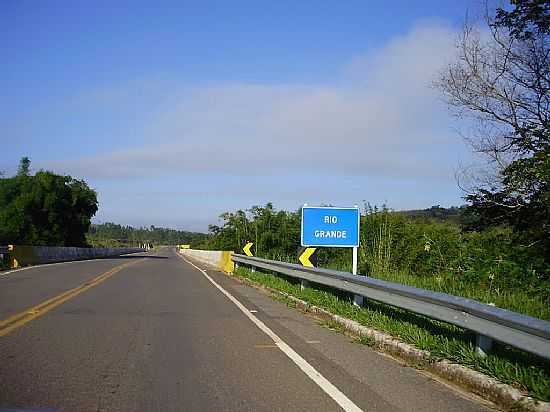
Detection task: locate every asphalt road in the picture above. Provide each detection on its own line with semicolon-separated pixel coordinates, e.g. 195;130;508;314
0;248;495;411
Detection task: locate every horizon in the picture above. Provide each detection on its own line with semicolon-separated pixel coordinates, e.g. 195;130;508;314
87;202;466;234
2;1;482;232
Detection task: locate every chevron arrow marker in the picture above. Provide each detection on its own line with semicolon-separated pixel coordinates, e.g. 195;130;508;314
243;242;254;257
298;247;317;267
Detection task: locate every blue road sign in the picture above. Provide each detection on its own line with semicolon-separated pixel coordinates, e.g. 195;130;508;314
301;206;360;247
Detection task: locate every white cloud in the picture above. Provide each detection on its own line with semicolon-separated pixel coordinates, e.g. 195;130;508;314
41;22;463;184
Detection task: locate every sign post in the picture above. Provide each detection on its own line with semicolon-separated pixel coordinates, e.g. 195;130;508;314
352;246;358;275
352;246;363;305
301;205;363;305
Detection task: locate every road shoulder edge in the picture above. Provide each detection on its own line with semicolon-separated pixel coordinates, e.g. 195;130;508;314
175;251;365;412
216;265;550;412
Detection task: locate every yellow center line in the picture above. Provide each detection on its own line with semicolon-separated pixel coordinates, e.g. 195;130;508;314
0;259;143;337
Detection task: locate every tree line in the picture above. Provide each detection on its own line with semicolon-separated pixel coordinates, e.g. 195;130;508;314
204;0;549;274
87;222;208;248
0;158;209;248
200;201;549;293
1;1;547;263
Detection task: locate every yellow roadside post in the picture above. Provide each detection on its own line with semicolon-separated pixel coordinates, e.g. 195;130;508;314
8;245;18;269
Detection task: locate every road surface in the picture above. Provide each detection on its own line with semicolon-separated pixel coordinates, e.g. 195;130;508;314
0;248;494;411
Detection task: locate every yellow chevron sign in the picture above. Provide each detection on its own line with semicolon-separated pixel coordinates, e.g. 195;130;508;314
299;247;317;267
243;242;254;257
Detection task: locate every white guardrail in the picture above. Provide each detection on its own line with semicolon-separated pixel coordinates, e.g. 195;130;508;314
232;254;550;361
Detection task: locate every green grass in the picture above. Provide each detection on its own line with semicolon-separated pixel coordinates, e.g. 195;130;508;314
234;266;550;402
358;269;550;321
397;273;546;320
320;260;550;321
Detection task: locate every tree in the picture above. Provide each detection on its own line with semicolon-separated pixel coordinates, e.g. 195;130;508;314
17;157;31;177
494;0;550;40
200;203;302;258
436;1;549;262
0;158;99;246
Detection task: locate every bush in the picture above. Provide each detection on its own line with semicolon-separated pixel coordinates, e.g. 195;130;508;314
203;203;550;318
0;159;98;247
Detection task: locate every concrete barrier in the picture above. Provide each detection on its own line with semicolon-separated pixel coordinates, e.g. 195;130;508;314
178;248;234;273
7;245;145;268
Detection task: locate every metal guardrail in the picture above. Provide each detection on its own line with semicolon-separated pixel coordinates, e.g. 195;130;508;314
232;254;550;361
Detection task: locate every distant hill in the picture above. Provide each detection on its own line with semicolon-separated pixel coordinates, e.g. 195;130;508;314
86;222;209;248
396;205;466;225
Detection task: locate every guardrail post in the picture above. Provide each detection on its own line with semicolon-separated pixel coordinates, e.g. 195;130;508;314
475;334;493;357
353;295;364;306
251;266;256;273
300;279;309;291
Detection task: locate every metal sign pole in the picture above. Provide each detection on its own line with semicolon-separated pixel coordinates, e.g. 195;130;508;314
352;246;358;275
352;246;363;306
352;205;362;306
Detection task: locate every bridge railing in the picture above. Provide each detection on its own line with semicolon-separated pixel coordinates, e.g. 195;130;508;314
1;245;146;268
232;254;550;361
0;246;9;268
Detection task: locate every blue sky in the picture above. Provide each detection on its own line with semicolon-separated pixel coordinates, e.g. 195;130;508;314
1;1;481;232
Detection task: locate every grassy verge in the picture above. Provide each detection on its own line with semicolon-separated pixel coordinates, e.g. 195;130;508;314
377;271;549;321
330;266;550;321
267;253;550;321
234;266;550;402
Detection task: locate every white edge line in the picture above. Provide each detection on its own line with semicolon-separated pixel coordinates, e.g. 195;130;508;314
177;253;363;412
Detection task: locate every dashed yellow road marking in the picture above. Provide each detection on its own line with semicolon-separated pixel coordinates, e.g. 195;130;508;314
0;259;143;337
